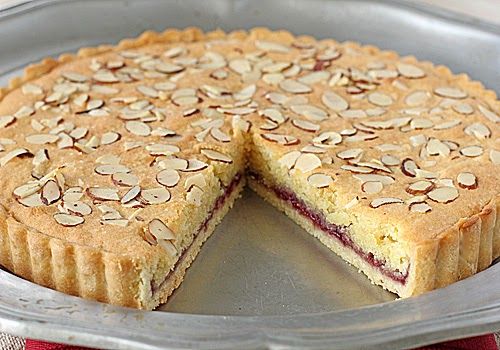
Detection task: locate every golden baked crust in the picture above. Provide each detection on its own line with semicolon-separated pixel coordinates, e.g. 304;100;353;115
0;27;498;307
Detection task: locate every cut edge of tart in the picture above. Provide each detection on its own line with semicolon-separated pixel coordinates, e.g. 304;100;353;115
0;27;498;309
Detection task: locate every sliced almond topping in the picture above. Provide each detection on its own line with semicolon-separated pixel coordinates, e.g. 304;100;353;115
13;182;41;199
140;187;171;205
339;109;367;119
279;151;301;170
96;154;121;165
292;119;320;132
184;173;207;189
112;173;139;187
434;87;467;99
290;104;328;121
361;181;383;194
464;122;491;140
229;59;251;75
186;185;204;206
353;174;395;185
63;201;92;216
427;187;459;203
0;148;33;167
95;164;130;175
426;138;450;157
370;197;403;208
337;148;363;160
396;63;425;78
101;131;121;145
457;172;477;190
210;128;231;143
0;115;16;128
279;79;312;94
409;202;432;213
121;186;141;204
156;62;184;74
294;153;322;173
93;70;119;83
201;149;233;163
255;40;290;53
62;71;88;82
401;158;419;177
159;157;189;170
146;143;179;156
321;91;348;111
460;145;483;157
157;169;180;187
301;145;326;154
380;155;400;166
477;105;500;123
405;90;430;106
182;159;208;172
53;213;84;227
307;173;333;188
22;83;43;95
148;218;175;242
41;180;61;205
17;192;44;207
86;187;120;201
368;92;393;106
490;149;500;165
406;180;434;195
261;133;299;146
125;121;151;136
452;102;474;115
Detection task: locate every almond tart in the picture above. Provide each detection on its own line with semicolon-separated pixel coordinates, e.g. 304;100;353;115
0;28;498;309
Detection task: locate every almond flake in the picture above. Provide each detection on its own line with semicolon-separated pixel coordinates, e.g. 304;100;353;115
159;157;189;170
146;143;179;156
460;145;483;157
406;180;434;195
380;155;400;166
95;164;130;175
426;138;450;157
210;128;231;143
63;201;92;216
0;148;32;166
337;148;363;160
93;70;119;83
464;122;491;140
353;174;395;185
279;79;312;94
86;187;120;201
201;149;233;163
396;63;425;78
457;172;477;190
186;185;204;206
434;87;467;99
255;40;290;53
477;105;500;123
0;115;16;128
13;182;41;199
341;164;373;174
121;186;141;204
96;154;120;165
156;62;184;74
69;127;88;140
290;104;327;121
401;158;419;177
125;121;151;136
294;153;321;173
292;119;319;132
370;197;403;208
101;131;121;145
339;109;367;119
137;85;159;98
140;187;171;205
405;91;430;106
148;219;175;242
53;213;84;227
111;173;139;187
261;133;299;146
307;173;333;188
157;169;180;187
427;186;459;203
279;151;301;170
62;71;88;82
22;83;43;95
361;181;383;194
40;180;61;205
182;159;208;172
452;103;474;115
409;202;432;213
229;59;251;75
17;193;44;207
184;173;207;190
490;149;500;165
368;92;393;107
321;91;348;112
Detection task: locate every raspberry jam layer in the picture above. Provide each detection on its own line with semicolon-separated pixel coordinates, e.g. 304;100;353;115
152;173;242;294
250;173;409;285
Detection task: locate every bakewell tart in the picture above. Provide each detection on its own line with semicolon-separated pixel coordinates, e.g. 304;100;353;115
0;27;498;309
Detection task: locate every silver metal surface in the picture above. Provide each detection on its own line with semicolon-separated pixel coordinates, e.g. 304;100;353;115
0;0;499;348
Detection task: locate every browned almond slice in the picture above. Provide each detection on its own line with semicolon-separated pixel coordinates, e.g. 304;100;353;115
63;201;92;216
0;115;16;128
279;79;312;94
17;193;44;207
125;121;151;136
409;202;432;213
183;108;199;117
140;187;171;205
457;172;477;190
101;131;121;145
307;173;333;188
292;119;320;132
380;155;400;166
406;180;434;195
121;186;141;204
361;181;383;194
401;158;419;177
210;128;231;143
186;185;204;206
53;213;84;227
370;197;403;208
95;164;130;175
459;145;483;157
478;105;500;123
337;148;363;160
201;149;233;163
279;151;301;170
368;92;393;107
490;149;500;165
434;87;467;99
464;122;491;140
112;173;139;187
294;153;322;173
13;182;41;199
41;179;61;205
321;91;348;111
396;63;425;78
148;218;175;242
427;187;459;203
86;187;120;201
157;169;180;187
